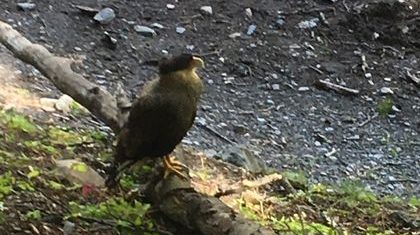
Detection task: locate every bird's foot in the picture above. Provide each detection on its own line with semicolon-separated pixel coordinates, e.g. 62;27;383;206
163;155;189;180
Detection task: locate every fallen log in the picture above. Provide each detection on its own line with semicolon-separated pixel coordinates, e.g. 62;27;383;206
0;21;124;132
0;20;276;235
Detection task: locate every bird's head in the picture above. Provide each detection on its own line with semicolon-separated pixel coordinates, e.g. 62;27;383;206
158;54;204;75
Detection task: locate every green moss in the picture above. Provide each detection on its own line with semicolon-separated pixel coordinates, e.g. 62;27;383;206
0;111;38;134
48;127;83;145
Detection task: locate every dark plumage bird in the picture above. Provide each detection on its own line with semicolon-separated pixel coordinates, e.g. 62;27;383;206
106;54;205;187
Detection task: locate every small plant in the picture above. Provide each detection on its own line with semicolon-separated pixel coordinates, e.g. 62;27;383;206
378;97;393;117
68;197;155;233
26;210;42;220
0;171;14;199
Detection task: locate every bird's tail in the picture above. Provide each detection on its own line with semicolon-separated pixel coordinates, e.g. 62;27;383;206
105;159;136;188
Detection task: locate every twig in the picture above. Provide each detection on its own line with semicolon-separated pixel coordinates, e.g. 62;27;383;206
197;123;236;145
358;113;378;127
309;65;324;75
281;6;336;16
342;0;350;12
314;79;360;95
406;69;420;86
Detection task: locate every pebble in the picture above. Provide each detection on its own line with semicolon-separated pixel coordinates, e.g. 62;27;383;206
93;8;115;24
200;6;213;15
298;86;310;91
134;25;157;37
176;26;186;34
151;23;164;29
380;87;394;95
17;2;36;11
166;4;175;9
245;8;252;18
275;16;285;27
325;127;334;132
298;18;319;29
246;24;257;35
63;221;75;235
229;32;241;39
186;45;194;50
257;117;266;124
272;84;280;90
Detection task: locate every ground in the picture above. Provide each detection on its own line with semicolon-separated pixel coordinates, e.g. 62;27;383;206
0;0;419;234
1;0;418;197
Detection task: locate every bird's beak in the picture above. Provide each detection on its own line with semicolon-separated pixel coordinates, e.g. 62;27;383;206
192;56;205;68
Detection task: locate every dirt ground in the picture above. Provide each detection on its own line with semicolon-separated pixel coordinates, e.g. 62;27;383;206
0;0;419;199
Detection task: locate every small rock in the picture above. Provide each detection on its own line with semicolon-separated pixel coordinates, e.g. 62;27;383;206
63;221;75;235
196;117;206;126
176;26;186;34
272;84;280;90
245;8;252;18
215;145;268;174
298;18;319;29
74;47;82;52
314;141;321;146
186;45;194;50
384;77;392;82
166;4;175;9
229;32;241;39
55;159;105;187
150;22;164;29
246;24;257;35
257;117;266;123
93;8;115;24
200;6;213;15
39;98;57;112
55;94;74;113
298;86;310;91
275;16;285;27
134;25;157;37
380;87;394;95
325;127;334;132
365;73;372;79
17;2;36;11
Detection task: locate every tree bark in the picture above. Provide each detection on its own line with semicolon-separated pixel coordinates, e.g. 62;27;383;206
0;20;276;235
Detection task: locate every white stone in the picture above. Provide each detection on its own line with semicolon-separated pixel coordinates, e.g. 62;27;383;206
55;159;105;187
39;98;57;112
55;94;74;113
200;6;213;15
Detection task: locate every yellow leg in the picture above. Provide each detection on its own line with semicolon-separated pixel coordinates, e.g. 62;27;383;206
163;155;189;179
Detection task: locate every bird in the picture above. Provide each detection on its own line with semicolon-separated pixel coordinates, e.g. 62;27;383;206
106;53;205;187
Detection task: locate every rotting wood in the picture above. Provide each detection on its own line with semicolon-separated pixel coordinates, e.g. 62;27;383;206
0;20;276;235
